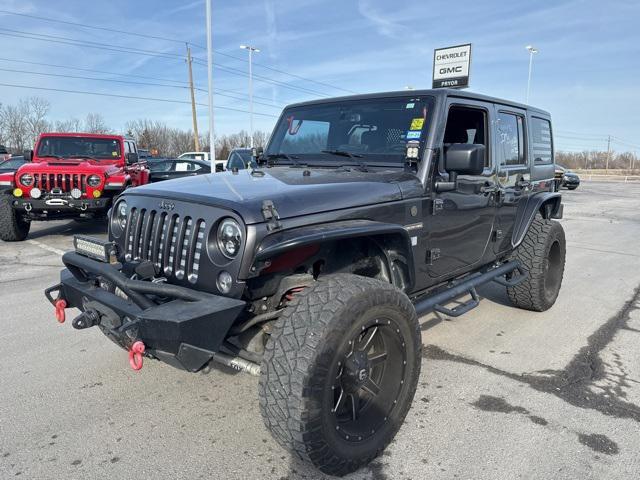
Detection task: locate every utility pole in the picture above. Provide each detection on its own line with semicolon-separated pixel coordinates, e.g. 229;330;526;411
186;44;200;152
240;44;260;148
205;0;216;166
525;45;538;104
606;135;611;171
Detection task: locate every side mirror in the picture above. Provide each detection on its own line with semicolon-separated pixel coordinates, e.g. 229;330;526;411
126;152;139;164
23;150;33;162
436;144;486;192
252;147;264;162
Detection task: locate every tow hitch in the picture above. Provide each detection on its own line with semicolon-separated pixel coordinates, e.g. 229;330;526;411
54;299;67;323
129;341;146;371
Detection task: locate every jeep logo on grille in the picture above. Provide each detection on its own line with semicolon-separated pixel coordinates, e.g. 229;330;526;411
159;200;175;211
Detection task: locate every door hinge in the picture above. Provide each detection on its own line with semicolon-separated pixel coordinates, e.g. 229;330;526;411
426;248;441;265
493;229;504;241
432;198;444;215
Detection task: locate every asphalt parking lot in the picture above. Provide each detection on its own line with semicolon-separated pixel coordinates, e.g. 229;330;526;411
1;181;639;480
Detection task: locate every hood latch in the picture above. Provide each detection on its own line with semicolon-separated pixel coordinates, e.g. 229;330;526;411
262;200;282;231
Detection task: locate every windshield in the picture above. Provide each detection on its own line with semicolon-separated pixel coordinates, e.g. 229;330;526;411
266;96;434;165
36;136;122;160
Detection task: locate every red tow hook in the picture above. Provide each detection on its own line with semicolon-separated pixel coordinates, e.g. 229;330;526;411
128;341;146;371
54;299;67;323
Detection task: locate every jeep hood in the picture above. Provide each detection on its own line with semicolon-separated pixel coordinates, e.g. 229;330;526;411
18;160;121;176
126;167;421;224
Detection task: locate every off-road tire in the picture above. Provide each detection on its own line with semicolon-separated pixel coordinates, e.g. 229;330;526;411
259;274;421;476
507;214;565;311
0;194;30;241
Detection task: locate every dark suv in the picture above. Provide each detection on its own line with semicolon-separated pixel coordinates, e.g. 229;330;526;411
46;89;565;476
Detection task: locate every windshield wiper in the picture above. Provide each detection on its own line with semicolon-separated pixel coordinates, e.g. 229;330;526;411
266;153;303;166
38;154;63;159
69;155;98;161
321;149;364;159
321;150;368;171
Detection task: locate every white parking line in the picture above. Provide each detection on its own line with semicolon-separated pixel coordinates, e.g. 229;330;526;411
27;239;66;257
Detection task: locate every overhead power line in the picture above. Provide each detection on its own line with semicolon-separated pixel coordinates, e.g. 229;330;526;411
0;9;205;49
0;65;285;108
0;82;279;117
0;9;356;95
0;56;282;103
0;28;328;99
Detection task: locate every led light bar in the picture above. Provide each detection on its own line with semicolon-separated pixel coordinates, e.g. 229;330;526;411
74;235;118;263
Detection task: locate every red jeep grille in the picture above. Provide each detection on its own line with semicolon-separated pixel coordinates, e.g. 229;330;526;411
124;208;206;284
33;173;87;193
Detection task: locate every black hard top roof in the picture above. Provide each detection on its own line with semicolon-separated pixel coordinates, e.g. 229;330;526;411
286;89;550;117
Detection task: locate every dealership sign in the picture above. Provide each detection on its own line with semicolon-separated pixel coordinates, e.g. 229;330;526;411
432;43;472;89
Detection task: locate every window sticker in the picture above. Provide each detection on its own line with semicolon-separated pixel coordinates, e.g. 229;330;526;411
406;131;421;140
410;118;425;130
112;151;118;156
405;102;415;109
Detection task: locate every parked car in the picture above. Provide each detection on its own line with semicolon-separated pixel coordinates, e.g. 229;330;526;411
178;151;225;172
0;145;11;162
138;149;153;160
46;89;564;476
554;165;580;190
148;158;211;182
0;156;27;174
0;133;150;241
226;148;257;170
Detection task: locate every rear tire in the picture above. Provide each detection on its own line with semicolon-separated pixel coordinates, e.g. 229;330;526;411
507;214;565;311
259;274;421;476
0;194;30;241
567;185;578;190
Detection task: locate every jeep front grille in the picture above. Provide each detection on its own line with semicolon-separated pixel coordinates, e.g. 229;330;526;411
124;208;206;284
33;173;87;193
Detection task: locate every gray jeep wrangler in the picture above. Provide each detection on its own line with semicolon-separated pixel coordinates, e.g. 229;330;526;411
46;89;565;476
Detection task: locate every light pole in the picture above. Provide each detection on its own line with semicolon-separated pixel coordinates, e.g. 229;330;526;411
525;45;538;104
240;44;260;148
205;0;216;166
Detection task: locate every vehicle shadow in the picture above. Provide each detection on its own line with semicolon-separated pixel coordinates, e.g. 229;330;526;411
27;219;108;240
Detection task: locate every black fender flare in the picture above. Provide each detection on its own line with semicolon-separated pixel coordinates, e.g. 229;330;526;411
251;219;416;290
511;191;562;248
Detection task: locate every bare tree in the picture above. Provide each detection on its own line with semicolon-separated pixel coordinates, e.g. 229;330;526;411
0;103;28;151
54;118;83;132
23;97;51;147
84;113;110;134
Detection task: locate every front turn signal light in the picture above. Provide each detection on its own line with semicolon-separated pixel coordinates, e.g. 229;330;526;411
92;190;102;198
13;188;23;197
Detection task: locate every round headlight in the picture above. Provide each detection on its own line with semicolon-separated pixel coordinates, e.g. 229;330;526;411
20;173;34;186
30;187;42;199
110;200;128;238
217;218;242;259
87;175;101;187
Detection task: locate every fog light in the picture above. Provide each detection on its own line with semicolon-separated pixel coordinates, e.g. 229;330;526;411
30;187;42;199
92;190;101;198
13;188;23;197
70;188;82;199
216;271;233;294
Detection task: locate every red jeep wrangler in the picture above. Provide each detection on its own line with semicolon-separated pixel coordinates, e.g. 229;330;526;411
0;133;149;241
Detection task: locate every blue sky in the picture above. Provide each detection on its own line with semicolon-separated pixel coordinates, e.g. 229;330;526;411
0;0;638;153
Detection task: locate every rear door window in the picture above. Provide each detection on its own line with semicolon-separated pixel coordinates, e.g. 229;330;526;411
497;112;526;166
531;117;553;164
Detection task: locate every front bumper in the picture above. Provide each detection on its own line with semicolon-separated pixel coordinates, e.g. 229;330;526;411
13;195;111;216
46;251;246;371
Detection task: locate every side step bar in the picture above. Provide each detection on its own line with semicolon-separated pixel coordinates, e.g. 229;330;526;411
414;261;526;317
